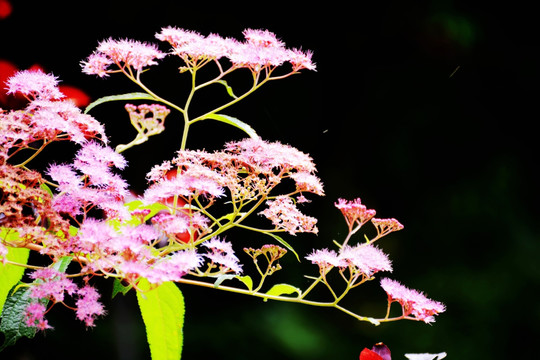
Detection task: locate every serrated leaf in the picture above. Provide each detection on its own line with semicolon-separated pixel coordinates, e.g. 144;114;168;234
84;92;157;114
216;80;238;99
236;275;253;292
202;113;258;139
51;256;72;273
265;283;301;299
262;232;300;262
0;283;40;351
0;246;30;316
112;278;132;298
136;279;185;360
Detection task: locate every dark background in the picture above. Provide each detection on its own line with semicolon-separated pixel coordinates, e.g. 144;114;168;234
1;1;538;359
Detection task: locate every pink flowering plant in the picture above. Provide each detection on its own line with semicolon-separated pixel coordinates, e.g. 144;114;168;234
0;27;445;358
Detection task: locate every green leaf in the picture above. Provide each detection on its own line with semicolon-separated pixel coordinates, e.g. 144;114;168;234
236;275;253;292
0;283;41;351
0;246;30;316
262;232;300;262
216;80;238;99
136;279;185;360
84;92;157;114
202;113;259;139
112;278;132;298
265;283;302;299
51;256;72;273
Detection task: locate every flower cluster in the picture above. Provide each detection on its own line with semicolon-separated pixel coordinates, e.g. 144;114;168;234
380;278;446;323
0;69;106;163
1;26;446;355
24;268;104;329
82;27;315;78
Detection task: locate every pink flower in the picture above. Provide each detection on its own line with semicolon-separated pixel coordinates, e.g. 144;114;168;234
28;99;107;144
146;249;204;283
380;278;446;323
335;198;377;229
371;218;404;237
80;53;113;77
82;38;166;75
75;285;105;327
28;268;78;303
224;137;317;174
243;29;285;48
260;196;318;235
338;244;393;276
306;248;347;271
24;302;51;330
5;69;64;100
202;237;242;274
289;171;325;196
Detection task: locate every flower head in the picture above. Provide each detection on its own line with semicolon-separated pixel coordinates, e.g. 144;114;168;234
82;38;166;76
5;69;64;100
260;196;318;235
339;244;392;277
75;285;105;327
335;198;376;229
380;278;446;323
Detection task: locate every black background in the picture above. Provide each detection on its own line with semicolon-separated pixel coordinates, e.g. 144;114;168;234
1;1;539;359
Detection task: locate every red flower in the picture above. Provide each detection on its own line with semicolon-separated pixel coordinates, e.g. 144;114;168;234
360;343;391;360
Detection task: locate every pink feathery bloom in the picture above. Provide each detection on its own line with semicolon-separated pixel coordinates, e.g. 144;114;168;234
0;243;8;263
204;252;243;274
202;237;242;274
243;29;285;48
82;38;166;75
80;53;113;77
24;302;52;330
202;237;235;255
335;198;377;229
28;268;78;303
289;171;325;196
287;48;317;71
338;244;392;277
155;27;205;49
5;69;64;100
306;248;347;271
151;212;190;235
380;278;446;323
143;170;224;204
371;218;404;237
224;137;317;174
28;99;107;144
75;285;105;327
260;196;318;235
147;249;204;283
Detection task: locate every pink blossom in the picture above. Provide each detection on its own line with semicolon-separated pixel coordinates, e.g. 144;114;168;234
82;38;166;75
146;249;204;283
80;53;113;77
371;218;404;237
287;48;317;71
28;99;107;144
380;278;446;323
260;196;318;235
224;137;317;174
28;268;77;303
24;302;51;330
5;69;64;100
75;285;105;327
202;237;235;254
306;248;347;270
289;171;325;196
243;29;285;48
338;244;392;276
202;237;242;274
335;198;377;229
